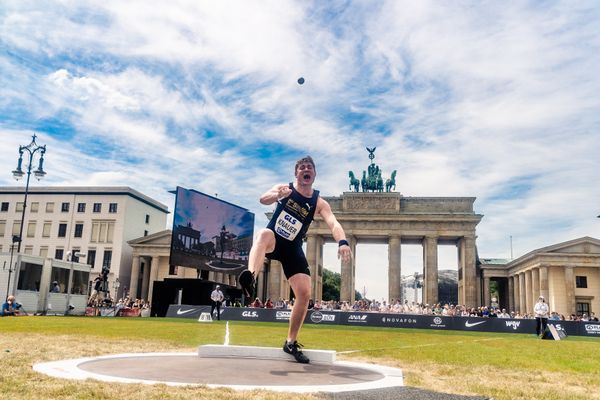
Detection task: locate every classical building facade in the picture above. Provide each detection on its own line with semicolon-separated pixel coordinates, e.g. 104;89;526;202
0;186;168;299
480;236;600;316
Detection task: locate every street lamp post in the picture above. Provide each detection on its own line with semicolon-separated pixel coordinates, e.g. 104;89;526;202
11;133;47;253
6;134;46;300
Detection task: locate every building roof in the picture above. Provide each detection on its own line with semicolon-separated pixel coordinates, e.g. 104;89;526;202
0;186;169;213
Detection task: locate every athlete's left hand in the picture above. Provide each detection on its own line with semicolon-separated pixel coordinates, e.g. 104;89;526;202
338;245;352;263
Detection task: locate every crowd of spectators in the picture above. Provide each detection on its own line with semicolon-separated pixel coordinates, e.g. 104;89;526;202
240;297;598;322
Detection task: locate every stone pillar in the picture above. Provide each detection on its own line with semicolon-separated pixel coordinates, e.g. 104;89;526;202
524;270;532;315
483;276;491;306
306;234;318;300
507;276;514;313
564;266;576;315
423;236;438;305
519;273;526;314
340;235;356;303
458;236;477;308
208;271;216;282
141;257;151;301
388;235;401;302
539;266;549;301
147;256;160;305
316;236;324;301
513;274;521;313
129;255;141;299
268;260;283;301
531;268;540;301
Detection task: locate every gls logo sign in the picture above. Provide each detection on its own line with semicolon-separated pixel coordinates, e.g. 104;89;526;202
276;311;291;320
284;214;297;224
241;311;258;318
310;311;335;323
506;321;521;330
585;324;600;333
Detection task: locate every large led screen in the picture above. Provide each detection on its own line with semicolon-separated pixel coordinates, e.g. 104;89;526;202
170;187;254;273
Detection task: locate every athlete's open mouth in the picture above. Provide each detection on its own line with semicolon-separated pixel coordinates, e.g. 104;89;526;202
303;174;311;180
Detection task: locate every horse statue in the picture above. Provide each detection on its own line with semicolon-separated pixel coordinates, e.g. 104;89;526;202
361;171;367;192
385;170;397;192
348;171;360;192
376;172;384;192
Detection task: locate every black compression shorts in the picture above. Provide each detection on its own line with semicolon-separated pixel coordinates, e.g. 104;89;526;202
266;233;311;280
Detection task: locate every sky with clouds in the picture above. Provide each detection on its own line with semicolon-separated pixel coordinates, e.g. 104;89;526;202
1;1;599;301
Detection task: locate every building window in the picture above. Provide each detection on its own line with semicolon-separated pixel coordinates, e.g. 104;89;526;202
90;221;115;243
46;202;54;213
24;246;33;255
16;202;24;212
93;203;102;213
576;302;590;316
30;202;39;213
77;203;86;213
55;248;64;260
42;222;51;237
58;223;67;238
109;203;118;213
169;265;178;275
1;202;8;212
27;221;36;237
87;249;96;269
39;246;48;258
12;221;21;236
0;221;5;237
50;266;68;294
70;249;81;262
144;230;148;236
102;250;112;270
576;276;588;288
74;223;84;238
145;214;150;224
61;202;70;212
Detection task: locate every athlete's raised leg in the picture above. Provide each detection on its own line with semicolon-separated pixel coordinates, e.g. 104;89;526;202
239;228;275;298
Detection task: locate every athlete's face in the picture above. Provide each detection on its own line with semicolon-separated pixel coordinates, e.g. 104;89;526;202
295;162;316;185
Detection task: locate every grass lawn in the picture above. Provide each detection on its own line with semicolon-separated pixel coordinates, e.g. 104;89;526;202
1;316;599;400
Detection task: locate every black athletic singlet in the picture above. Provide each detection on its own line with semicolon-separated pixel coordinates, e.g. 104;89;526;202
265;183;319;278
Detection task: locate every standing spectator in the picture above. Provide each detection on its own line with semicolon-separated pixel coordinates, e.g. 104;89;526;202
210;285;224;321
534;295;549;337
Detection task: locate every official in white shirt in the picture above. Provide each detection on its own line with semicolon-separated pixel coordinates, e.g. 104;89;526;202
210;285;224;321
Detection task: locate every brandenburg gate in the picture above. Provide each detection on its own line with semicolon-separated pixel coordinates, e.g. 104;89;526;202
263;150;483;308
264;193;482;307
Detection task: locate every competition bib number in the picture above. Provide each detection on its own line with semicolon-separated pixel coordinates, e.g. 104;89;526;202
274;210;303;241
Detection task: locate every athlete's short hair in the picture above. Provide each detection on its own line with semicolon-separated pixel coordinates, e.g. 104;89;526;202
294;155;316;174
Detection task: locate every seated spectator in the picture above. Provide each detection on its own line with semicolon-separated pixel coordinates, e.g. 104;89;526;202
275;298;286;309
264;298;274;309
251;297;263;308
307;299;314;309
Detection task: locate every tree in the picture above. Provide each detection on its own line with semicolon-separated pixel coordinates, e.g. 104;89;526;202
322;268;362;301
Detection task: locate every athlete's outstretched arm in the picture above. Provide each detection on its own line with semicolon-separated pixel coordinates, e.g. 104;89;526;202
317;198;352;262
260;184;292;205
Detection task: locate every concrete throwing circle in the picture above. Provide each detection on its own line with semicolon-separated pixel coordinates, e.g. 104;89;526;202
33;352;404;393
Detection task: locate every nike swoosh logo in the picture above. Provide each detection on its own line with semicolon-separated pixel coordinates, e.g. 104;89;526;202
176;309;195;315
465;321;486;327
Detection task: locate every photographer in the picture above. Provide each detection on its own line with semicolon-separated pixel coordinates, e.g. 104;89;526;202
1;296;21;317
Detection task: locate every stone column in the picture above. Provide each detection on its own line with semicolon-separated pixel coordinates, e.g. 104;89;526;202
208;271;216;282
507;276;514;313
564;266;576;315
423;236;438;305
316;236;324;301
513;274;521;313
147;256;160;305
340;235;356;303
539;266;549;301
483;276;491;306
268;260;283;301
458;236;477;308
524;270;532;315
519;273;526;314
305;234;318;299
141;257;151;301
531;268;540;301
388;235;401;302
129;255;141;299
